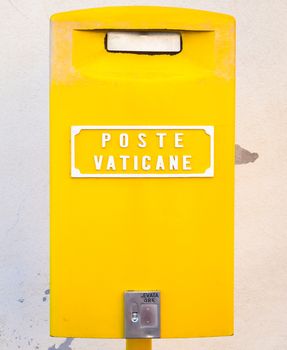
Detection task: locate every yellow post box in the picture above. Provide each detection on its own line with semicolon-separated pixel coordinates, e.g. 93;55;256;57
50;5;235;345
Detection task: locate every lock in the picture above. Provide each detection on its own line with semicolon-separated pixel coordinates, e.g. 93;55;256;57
131;312;139;323
124;291;160;338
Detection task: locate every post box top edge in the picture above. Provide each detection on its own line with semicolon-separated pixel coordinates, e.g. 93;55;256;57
50;6;235;28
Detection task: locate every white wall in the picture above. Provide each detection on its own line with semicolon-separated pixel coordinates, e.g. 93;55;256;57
1;1;287;350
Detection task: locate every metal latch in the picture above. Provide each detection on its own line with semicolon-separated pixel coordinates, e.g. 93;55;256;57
124;291;160;338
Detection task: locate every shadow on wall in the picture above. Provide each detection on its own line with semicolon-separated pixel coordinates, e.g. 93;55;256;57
235;144;259;164
48;338;74;350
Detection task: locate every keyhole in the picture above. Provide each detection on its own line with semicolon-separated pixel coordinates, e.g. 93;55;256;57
131;312;139;323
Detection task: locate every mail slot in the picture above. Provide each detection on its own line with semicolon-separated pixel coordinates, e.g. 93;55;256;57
50;6;235;340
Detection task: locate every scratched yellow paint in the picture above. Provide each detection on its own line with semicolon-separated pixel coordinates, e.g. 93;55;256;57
50;6;235;338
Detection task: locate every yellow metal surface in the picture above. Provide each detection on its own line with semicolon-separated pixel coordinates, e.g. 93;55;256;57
50;6;235;338
126;339;152;350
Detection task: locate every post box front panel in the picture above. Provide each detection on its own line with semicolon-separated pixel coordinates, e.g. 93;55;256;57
50;6;235;338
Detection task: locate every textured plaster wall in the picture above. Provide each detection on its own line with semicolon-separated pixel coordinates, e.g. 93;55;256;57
0;0;286;349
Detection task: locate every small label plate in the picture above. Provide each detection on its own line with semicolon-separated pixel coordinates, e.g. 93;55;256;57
71;125;214;178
